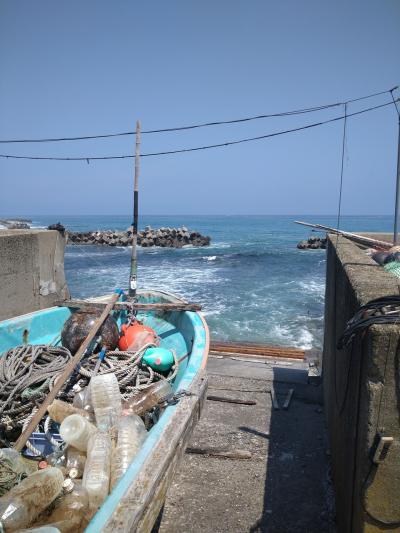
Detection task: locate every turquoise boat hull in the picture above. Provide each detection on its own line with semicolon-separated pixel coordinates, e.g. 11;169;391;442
0;289;209;532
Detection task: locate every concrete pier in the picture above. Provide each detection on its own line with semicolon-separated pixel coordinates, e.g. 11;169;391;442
159;354;334;533
0;229;69;320
323;234;400;532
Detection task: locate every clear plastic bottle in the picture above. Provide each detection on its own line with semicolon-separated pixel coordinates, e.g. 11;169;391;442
34;478;90;533
82;432;111;512
90;373;122;431
111;414;147;488
59;414;97;452
122;380;173;416
0;447;27;475
66;447;86;479
47;399;92;424
72;386;94;417
0;467;64;532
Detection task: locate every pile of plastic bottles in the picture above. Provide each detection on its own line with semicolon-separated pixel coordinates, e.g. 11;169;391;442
0;376;173;533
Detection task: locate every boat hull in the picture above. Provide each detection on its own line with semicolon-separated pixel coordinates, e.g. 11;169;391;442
0;289;209;532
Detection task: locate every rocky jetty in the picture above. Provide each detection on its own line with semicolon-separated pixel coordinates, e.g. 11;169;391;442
66;226;211;248
297;236;327;250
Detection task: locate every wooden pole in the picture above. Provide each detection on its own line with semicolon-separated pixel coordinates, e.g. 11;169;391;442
129;120;141;298
14;291;121;452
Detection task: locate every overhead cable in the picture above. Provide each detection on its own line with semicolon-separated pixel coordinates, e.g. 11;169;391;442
0;99;397;162
0;87;396;144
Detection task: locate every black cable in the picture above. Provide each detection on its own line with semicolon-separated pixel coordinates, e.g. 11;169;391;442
0;87;396;144
0;99;397;162
336;103;348;233
390;88;400;118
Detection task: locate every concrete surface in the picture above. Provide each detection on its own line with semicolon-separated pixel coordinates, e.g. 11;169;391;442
159;356;335;533
323;235;400;532
0;229;69;320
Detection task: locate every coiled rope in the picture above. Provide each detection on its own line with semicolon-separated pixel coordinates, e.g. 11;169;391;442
0;343;179;448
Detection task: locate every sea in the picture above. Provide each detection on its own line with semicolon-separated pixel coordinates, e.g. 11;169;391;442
23;214;394;351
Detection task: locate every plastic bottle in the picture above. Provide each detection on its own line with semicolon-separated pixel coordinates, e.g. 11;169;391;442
0;467;63;532
47;399;92;424
66;447;86;478
122;380;173;416
59;414;97;452
110;415;147;488
72;386;93;413
90;373;122;431
45;450;67;476
82;432;111;512
0;448;27;475
34;478;90;533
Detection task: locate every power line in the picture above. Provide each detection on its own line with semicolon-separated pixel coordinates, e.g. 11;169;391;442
0;99;397;162
0;87;396;144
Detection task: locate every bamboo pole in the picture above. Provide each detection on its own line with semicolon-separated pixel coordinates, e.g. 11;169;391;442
294;220;392;249
129;121;141;298
14;292;121;452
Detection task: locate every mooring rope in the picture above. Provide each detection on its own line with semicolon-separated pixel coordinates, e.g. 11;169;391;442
0;343;179;437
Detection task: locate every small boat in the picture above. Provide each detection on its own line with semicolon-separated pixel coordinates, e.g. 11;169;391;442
0;288;209;532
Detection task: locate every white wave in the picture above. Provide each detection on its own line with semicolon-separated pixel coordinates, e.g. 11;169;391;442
203;256;217;261
298;279;325;299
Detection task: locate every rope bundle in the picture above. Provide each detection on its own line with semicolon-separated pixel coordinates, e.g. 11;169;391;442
0;345;72;430
0;343;178;436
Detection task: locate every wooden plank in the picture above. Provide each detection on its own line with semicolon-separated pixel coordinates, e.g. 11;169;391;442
282;389;294;410
206;395;257;405
186;447;252;459
103;371;208;533
14;292;121;452
210;341;305;360
270;390;280;410
211;341;303;355
54;299;202;312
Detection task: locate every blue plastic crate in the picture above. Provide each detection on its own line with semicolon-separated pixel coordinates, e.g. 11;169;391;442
25;432;63;457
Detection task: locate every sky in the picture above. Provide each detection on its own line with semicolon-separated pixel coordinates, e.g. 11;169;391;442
0;0;399;216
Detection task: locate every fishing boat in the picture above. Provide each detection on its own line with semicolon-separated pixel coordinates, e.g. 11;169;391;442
0;288;209;532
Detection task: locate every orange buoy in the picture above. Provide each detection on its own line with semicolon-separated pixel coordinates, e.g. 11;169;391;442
119;321;159;351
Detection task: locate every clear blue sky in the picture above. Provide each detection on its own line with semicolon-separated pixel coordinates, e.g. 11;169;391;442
0;0;399;216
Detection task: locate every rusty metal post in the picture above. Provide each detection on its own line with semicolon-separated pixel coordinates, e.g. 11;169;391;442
393;114;400;244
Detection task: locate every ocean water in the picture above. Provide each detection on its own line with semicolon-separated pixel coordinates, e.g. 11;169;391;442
24;214;394;350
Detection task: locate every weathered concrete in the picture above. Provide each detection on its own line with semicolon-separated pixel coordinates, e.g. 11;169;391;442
0;229;69;320
323;235;400;532
159;356;334;533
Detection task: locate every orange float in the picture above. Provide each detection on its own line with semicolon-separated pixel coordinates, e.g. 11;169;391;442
118;321;159;351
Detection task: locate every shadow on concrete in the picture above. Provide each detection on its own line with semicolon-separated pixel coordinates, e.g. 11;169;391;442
249;366;335;533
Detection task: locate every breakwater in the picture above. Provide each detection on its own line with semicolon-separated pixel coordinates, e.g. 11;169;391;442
66;226;211;248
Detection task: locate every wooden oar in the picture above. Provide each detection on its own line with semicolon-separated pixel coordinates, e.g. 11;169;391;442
14;291;121;452
294;220;392;249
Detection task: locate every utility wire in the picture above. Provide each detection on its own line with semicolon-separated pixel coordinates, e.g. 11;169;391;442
336;103;348;232
0;99;397;162
0;87;396;144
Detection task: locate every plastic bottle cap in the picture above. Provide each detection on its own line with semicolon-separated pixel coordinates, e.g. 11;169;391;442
38;460;48;469
68;467;79;479
63;478;75;493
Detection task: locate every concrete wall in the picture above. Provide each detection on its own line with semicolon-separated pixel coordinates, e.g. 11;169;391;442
323;235;400;532
0;229;70;320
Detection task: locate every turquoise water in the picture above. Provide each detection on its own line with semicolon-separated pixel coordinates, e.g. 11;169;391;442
25;214;394;350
